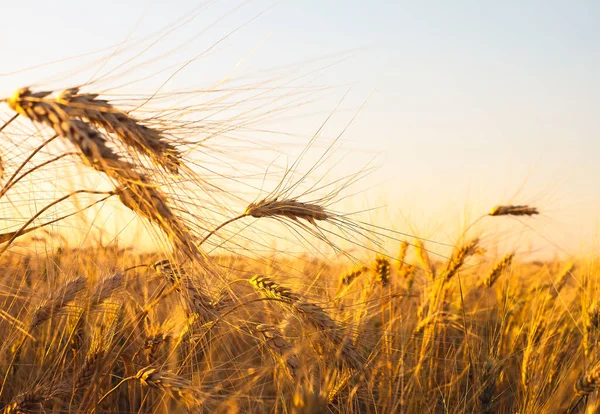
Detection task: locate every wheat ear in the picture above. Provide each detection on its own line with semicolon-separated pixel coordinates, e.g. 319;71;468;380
489;205;539;217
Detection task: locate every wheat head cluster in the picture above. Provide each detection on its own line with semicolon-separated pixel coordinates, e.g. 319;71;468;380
0;39;596;414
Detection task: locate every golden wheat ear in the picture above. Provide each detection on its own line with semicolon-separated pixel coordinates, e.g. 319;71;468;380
134;367;206;407
489;205;539;216
5;88;139;183
245;198;329;225
255;324;300;378
29;275;88;329
482;253;514;288
56;88;181;173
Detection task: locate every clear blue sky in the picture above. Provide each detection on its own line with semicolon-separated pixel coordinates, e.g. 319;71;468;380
1;1;599;255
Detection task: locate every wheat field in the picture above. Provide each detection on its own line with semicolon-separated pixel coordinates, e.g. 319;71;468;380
0;8;598;414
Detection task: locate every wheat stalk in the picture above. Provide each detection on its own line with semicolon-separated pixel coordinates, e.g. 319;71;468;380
151;259;185;285
479;359;497;414
340;266;366;286
575;363;600;395
2;387;53;414
114;183;199;259
250;275;300;303
74;349;106;391
180;278;220;322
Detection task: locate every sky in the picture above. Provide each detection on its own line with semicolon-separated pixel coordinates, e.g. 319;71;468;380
0;0;599;257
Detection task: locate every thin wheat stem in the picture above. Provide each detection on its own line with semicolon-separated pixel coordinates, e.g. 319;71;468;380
95;376;135;409
0;152;78;198
199;214;247;246
0;113;19;133
0;194;112;245
0;189;114;255
0;135;58;199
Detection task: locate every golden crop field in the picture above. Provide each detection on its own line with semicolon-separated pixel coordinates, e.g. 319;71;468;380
0;3;598;414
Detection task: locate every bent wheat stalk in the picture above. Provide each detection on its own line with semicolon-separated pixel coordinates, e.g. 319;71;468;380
200;198;330;246
441;238;479;281
96;367;204;409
